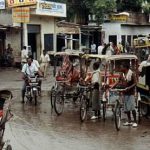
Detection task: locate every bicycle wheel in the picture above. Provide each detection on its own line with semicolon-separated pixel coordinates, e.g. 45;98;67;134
102;102;107;121
140;96;149;116
80;95;87;122
54;93;64;115
114;100;121;131
50;86;55;109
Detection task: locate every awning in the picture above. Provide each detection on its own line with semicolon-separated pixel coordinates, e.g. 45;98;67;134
0;24;22;31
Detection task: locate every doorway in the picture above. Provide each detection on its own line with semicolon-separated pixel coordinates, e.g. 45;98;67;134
109;35;117;46
27;25;40;59
28;33;37;58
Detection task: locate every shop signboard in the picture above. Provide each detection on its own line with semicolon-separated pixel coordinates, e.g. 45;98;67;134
0;0;5;9
12;7;30;23
110;14;128;22
35;0;66;17
7;0;36;8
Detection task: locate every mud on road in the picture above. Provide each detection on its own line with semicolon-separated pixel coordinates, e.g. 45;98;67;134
4;90;150;150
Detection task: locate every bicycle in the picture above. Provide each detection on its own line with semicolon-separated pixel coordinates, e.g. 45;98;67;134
109;88;125;131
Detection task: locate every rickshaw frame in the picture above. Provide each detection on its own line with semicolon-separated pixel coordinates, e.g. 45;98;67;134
79;54;139;131
50;50;83;115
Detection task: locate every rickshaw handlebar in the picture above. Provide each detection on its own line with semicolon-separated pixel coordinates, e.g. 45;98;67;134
109;88;126;92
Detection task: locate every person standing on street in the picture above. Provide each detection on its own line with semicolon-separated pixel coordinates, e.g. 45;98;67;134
91;41;97;54
98;43;104;55
21;46;28;68
40;50;50;78
91;61;101;119
112;63;138;127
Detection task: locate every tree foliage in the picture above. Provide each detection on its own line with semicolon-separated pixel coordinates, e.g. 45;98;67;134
47;0;150;23
83;0;116;24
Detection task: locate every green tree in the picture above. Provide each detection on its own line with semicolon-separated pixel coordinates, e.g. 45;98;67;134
116;0;143;12
83;0;116;24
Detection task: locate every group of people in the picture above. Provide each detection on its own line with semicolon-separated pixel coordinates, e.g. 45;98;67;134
91;41;130;55
21;46;50;103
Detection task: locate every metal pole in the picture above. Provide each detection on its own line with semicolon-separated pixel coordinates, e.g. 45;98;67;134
21;23;23;49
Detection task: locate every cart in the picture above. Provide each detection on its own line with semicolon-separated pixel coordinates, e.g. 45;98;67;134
103;55;138;130
50;51;83;115
0;90;13;150
137;64;150;120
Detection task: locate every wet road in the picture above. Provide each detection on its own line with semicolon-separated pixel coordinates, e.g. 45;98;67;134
0;68;150;150
4;90;150;150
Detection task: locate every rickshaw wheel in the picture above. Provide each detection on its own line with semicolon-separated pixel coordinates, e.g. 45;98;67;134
54;93;64;115
6;144;12;150
80;95;87;122
102;102;107;121
114;100;121;131
140;96;149;116
50;86;55;109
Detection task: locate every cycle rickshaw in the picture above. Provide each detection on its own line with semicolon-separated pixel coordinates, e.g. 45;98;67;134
79;54;108;121
137;64;150;120
50;50;83;115
0;90;13;150
103;55;138;130
79;54;139;131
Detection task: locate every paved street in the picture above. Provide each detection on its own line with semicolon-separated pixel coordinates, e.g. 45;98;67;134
0;68;150;150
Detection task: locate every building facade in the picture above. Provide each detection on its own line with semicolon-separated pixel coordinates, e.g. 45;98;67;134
0;0;66;62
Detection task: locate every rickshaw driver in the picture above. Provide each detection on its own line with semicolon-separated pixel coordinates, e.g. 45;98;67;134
111;63;138;127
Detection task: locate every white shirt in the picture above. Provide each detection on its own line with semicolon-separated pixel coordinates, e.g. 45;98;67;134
40;54;50;63
21;49;28;62
98;45;104;55
33;59;40;68
22;63;38;77
92;70;101;84
138;60;150;72
91;44;96;53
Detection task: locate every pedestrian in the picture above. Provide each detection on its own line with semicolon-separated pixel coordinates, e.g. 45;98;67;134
106;42;114;56
91;61;101;119
40;50;50;78
101;43;107;55
5;43;14;66
91;41;96;54
125;41;130;53
98;43;104;55
113;63;138;127
6;43;13;54
117;42;123;54
138;54;150;73
21;46;28;68
21;57;42;103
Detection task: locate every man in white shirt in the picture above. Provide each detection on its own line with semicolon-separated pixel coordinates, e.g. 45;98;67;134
91;42;96;54
40;50;50;78
138;55;150;72
21;57;42;103
91;62;101;119
98;43;104;55
21;46;28;68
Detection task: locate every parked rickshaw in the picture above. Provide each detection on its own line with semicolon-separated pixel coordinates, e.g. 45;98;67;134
137;64;150;119
79;54;139;131
79;54;108;121
103;55;138;130
50;50;83;115
0;90;13;150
